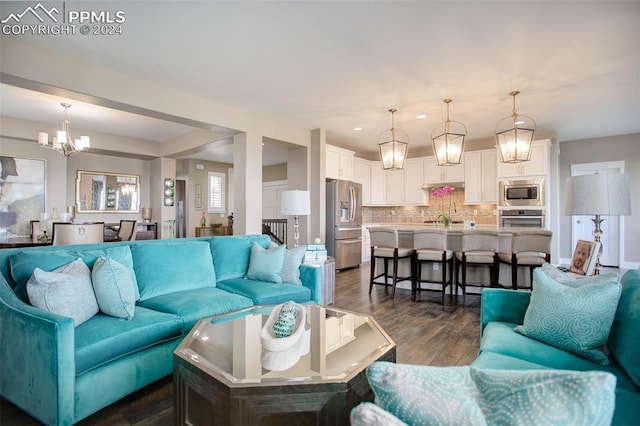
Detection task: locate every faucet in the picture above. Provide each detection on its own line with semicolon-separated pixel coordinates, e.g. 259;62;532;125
451;201;457;214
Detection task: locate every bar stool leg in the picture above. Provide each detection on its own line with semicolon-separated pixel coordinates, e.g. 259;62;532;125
511;253;518;290
441;253;447;305
391;249;399;299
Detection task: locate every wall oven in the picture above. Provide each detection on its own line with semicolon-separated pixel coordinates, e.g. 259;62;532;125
500;209;545;228
499;179;544;207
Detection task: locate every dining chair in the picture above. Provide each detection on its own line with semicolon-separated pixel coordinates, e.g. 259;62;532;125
456;229;499;306
115;219;137;241
498;229;552;290
369;227;414;299
52;222;105;246
412;229;453;304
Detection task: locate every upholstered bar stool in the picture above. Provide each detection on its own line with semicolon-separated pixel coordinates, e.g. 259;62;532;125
499;229;552;290
369;227;414;299
456;229;499;305
412;229;453;304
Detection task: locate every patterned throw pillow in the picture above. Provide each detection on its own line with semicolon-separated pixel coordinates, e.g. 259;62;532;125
515;268;621;365
26;258;99;326
350;402;408;426
279;244;306;285
245;242;285;283
92;256;137;320
366;362;616;426
541;263;619;288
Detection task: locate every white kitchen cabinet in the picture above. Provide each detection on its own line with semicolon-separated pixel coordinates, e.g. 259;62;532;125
464;150;497;204
369;161;386;205
404;158;428;205
326;144;355;181
325;313;355;354
384;169;404;205
354;157;371;205
496;139;550;178
424;156;464;184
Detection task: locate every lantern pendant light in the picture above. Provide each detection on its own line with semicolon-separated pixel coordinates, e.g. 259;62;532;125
431;99;466;166
495;91;536;163
377;108;409;170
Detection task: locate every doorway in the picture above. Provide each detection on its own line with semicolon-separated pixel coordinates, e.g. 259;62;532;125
570;161;625;267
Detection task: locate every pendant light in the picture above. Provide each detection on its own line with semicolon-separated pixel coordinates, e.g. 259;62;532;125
38;103;90;156
495;91;536;163
431;98;466;166
378;108;408;170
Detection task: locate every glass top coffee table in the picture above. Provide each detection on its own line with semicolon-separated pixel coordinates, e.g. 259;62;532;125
173;304;396;425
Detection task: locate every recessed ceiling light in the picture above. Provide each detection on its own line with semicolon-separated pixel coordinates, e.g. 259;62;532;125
353;127;362;131
416;114;427;119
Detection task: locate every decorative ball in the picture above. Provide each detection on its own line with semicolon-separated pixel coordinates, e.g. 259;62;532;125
314;237;321;244
272;301;298;338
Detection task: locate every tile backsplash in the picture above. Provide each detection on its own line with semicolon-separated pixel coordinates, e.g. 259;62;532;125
363;189;497;225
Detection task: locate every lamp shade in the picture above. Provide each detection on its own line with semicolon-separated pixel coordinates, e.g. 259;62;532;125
281;190;310;216
565;173;631;216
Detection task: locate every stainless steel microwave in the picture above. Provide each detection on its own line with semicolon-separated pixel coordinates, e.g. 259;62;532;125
499;179;544;207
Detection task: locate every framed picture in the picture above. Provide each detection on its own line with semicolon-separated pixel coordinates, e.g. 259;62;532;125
570;239;600;276
0;156;46;237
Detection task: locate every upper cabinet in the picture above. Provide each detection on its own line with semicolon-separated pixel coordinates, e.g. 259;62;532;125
326;144;355;181
424;156;464;184
404;158;427;205
369;161;387;205
354;157;371;205
496;139;550;178
464;149;497;204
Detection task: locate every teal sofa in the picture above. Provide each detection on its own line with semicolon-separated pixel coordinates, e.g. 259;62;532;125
0;234;322;425
473;269;640;425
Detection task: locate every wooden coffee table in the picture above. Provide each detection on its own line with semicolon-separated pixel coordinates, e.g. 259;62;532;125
173;304;396;425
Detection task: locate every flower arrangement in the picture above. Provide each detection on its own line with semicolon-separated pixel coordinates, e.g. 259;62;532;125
432;185;455;228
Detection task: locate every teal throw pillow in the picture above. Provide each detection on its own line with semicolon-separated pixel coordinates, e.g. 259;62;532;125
26;258;99;326
273;243;306;285
515;268;621;365
366;362;616;426
92;256;137;320
246;242;285;283
541;263;619;288
350;402;408;426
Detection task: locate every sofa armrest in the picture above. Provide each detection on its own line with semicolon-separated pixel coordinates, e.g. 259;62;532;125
0;275;76;425
480;289;531;336
299;264;323;304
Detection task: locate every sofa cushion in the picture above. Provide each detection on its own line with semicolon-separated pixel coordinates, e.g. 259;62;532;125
481;321;638;392
210;234;271;281
217;278;311;305
245;242;285;283
514;268;621;365
92;256;137;320
11;245;139;302
26;258;99;327
74;306;182;376
608;269;640;388
132;241;216;301
367;361;616;426
137;287;254;332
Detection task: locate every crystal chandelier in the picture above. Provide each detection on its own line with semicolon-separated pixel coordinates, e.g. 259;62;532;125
495;91;536;163
378;108;408;170
38;103;90;156
431;99;466;166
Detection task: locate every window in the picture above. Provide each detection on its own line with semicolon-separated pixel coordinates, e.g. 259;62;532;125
207;171;225;213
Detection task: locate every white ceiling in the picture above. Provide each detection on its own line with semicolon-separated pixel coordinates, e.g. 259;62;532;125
1;1;639;162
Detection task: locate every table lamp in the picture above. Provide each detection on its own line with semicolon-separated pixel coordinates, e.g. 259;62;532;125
281;190;310;247
565;173;631;274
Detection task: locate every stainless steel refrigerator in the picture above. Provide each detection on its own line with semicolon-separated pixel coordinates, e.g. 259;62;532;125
326;179;362;270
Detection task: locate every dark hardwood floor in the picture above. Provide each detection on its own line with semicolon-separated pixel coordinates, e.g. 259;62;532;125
0;262;481;425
